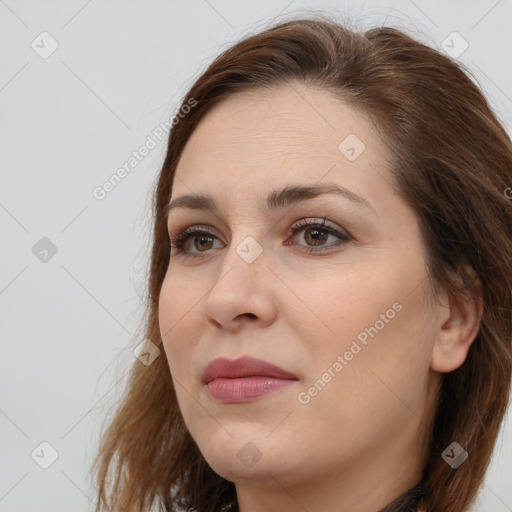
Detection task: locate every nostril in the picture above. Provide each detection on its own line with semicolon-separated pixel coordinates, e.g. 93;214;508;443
238;313;257;320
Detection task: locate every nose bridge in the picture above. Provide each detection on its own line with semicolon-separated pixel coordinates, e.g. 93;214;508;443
221;206;268;268
202;228;276;329
216;230;267;284
232;230;266;267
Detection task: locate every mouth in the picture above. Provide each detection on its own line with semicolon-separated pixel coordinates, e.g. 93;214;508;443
202;356;299;403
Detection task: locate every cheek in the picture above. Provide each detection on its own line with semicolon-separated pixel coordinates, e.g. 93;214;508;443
158;275;204;379
159;284;206;432
288;264;400;353
158;268;204;332
293;260;433;407
297;300;433;446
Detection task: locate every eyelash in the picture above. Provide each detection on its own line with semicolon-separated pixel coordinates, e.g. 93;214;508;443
169;217;352;258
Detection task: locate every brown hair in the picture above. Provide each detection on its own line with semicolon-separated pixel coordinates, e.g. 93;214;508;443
91;14;512;512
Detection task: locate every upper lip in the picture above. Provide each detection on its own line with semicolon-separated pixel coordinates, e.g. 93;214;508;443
202;356;298;384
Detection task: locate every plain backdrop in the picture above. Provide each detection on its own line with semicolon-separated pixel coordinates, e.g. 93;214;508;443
1;1;511;511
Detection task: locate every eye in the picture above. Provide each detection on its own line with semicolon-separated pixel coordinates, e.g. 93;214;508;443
169;225;222;256
285;217;351;253
169;217;351;258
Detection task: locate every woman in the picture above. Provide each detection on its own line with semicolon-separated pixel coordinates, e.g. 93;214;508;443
91;15;512;512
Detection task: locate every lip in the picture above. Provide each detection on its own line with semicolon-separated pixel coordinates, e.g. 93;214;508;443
203;356;298;403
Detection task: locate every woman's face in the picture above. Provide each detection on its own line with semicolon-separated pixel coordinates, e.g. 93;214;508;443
158;84;442;503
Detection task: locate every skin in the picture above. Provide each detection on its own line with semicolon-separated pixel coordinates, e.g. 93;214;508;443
158;83;481;512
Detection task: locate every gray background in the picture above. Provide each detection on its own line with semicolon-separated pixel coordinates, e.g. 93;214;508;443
1;1;511;511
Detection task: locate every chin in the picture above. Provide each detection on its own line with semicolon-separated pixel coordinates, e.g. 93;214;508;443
195;430;285;480
208;456;273;482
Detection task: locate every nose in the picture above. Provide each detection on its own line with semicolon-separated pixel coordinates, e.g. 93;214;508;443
202;239;278;332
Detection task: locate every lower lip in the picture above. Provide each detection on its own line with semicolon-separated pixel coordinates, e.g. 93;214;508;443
206;376;297;403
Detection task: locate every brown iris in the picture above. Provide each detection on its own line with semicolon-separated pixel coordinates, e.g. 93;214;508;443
303;227;328;246
194;235;214;252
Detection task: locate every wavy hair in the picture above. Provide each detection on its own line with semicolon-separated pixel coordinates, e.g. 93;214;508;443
91;14;512;512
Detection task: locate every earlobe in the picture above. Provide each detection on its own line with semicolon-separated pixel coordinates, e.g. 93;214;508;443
430;279;483;373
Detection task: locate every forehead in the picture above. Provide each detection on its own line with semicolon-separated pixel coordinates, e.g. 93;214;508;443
172;84;392;202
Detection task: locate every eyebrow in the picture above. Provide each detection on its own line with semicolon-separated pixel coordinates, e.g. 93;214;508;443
165;182;376;219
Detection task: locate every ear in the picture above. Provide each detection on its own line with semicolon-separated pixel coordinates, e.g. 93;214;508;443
430;274;483;373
